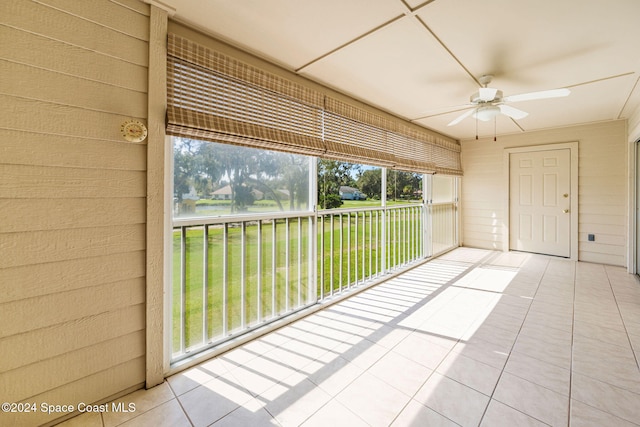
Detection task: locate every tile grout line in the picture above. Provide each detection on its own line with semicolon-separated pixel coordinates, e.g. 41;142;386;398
166;380;195;427
477;256;552;426
566;260;577;427
603;265;640;371
384;251;507;426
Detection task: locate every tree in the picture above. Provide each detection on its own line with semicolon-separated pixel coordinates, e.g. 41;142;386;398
317;159;359;209
388;170;421;201
357;168;382;199
173;138;200;203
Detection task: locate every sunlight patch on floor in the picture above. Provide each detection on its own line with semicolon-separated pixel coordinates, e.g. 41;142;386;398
453;266;518;293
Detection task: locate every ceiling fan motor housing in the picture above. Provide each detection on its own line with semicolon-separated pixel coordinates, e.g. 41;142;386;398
470;89;503;104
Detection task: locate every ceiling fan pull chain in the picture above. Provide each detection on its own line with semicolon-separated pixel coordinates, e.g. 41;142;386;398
475;116;478;140
494;117;497;141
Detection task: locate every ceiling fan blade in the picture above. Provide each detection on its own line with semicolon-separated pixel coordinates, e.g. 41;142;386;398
447;109;475;126
414;103;472;120
499;104;528;120
503;88;570;103
479;87;498;101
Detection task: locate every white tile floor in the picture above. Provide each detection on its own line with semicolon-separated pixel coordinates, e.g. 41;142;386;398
59;248;640;427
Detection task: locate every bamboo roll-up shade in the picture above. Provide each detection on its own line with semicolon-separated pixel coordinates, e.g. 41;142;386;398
432;141;462;175
323;112;396;167
167;34;325;155
166;33;463;175
387;131;435;174
325;97;398;132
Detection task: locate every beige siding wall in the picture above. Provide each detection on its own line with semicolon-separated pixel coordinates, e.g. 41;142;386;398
0;1;150;425
461;120;628;266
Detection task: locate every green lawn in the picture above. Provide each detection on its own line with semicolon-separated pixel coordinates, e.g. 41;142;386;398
172;210;423;354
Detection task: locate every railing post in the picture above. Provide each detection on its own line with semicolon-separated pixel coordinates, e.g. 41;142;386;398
381;168;387;274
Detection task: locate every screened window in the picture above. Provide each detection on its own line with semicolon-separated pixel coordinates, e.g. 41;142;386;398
432;175;455;203
317;160;383;210
387;170;423;204
174;138;311;218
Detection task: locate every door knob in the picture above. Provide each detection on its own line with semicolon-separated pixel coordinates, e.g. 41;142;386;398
563;209;569;213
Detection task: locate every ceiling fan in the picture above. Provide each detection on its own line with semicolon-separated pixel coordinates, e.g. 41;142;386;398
447;74;570;126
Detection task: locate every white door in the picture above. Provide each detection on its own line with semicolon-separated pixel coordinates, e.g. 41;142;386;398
510;149;571;257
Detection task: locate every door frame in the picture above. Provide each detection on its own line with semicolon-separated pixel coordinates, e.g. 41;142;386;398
503;142;579;261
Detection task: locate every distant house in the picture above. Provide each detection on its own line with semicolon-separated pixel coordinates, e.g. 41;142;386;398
212;185;264;200
212;185;232;200
339;186;367;200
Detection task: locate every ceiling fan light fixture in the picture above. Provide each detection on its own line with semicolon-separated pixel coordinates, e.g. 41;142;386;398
473;105;501;121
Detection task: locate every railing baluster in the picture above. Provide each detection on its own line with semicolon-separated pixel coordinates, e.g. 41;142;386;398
403;207;407;265
257;220;262;324
203;225;209;344
285;217;290;312
381;208;386;275
375;210;379;277
298;217;302;306
308;217;315;305
356;212;367;283
394;209;397;269
272;219;276;318
330;214;334;297
368;211;372;280
241;222;247;329
339;213;343;294
222;223;228;337
411;207;415;261
354;211;358;287
320;214;324;300
416;206;420;258
347;213;351;289
180;226;186;353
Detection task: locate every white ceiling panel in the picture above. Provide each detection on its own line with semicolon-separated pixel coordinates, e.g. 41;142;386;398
419;0;640;91
169;0;406;69
163;0;640;141
300;16;478;118
517;74;638;129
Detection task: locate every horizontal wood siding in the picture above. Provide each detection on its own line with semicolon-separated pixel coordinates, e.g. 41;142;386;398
461;120;628;266
0;1;150;425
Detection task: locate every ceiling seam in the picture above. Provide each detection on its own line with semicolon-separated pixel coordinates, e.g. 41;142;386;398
404;0;438;14
295;14;405;73
510;117;526;132
566;72;635;88
617;74;640;119
412;14;479;87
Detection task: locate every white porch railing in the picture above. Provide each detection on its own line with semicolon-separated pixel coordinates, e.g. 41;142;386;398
171;212;316;361
171;202;456;362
